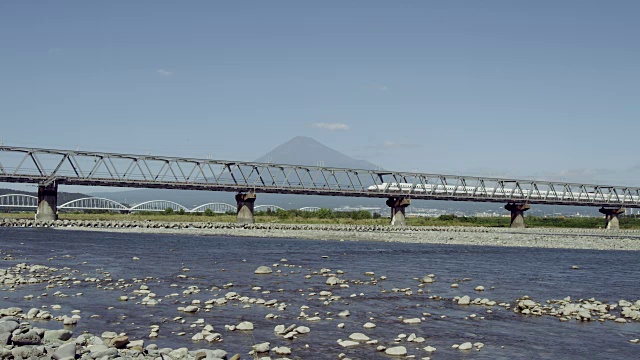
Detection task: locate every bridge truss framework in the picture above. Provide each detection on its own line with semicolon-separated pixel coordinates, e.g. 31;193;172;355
0;146;635;228
1;145;637;207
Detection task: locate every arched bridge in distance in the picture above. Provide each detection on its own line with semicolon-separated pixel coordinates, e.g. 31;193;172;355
0;194;299;214
0;145;637;228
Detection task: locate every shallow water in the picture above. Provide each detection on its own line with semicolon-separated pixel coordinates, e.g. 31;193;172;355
1;227;639;359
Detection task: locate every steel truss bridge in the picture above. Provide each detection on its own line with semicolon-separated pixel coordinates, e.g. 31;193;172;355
0;194;300;214
0;145;638;208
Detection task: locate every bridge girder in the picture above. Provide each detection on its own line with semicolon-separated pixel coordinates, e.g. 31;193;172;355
59;197;128;211
255;205;285;212
191;202;237;213
129;200;189;213
0;194;38;208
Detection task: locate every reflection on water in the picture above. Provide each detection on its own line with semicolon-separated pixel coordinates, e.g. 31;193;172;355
1;228;639;359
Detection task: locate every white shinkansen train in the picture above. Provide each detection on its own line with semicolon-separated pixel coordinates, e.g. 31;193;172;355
366;182;639;202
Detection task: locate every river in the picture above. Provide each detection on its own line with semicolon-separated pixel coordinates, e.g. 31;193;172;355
1;227;639;359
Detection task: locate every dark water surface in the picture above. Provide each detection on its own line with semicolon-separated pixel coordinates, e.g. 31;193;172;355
1;228;639;359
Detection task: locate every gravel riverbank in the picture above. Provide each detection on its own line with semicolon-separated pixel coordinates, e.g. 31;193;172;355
3;218;640;251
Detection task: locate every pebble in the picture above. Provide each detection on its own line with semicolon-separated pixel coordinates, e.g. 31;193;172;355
252;342;270;353
254;266;273;274
424;346;437;353
296;326;311;334
326;277;340;285
421;276;434;283
236;321;254;331
385;346;408;356
339;340;360;348
458;296;471;305
183;305;199;313
274;346;292;355
349;333;370;341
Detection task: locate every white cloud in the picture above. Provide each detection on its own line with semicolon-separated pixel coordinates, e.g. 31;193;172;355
156;69;174;77
378;85;390;92
310;122;351;131
382;140;418;149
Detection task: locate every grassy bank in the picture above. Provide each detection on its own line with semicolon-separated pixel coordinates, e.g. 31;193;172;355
4;210;640;229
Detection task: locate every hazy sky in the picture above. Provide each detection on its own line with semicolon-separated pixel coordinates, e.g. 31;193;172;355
2;1;639;186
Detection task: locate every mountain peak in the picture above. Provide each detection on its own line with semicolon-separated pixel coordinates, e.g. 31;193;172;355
279;136;325;149
288;135;316;142
255;136;379;170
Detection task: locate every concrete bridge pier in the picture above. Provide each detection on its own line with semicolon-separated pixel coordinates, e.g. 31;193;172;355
236;193;256;224
386;197;410;226
35;183;58;221
505;203;530;228
599;207;625;230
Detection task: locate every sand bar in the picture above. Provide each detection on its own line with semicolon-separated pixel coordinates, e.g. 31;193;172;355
4;218;640;251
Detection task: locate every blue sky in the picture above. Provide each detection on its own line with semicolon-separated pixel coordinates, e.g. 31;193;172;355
1;1;639;187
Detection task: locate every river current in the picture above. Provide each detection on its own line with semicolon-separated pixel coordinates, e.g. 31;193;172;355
1;227;639;359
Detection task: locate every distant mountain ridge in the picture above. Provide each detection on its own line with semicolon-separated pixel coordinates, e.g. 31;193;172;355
255;136;379;170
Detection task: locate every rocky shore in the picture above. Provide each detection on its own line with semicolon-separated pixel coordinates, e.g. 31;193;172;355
1;258;639;359
0;315;233;359
2;218;640;251
0;262;236;359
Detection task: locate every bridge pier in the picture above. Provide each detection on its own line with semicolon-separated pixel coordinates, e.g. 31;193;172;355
599;207;625;230
35;183;58;222
236;193;256;224
505;203;530;228
386;197;410;226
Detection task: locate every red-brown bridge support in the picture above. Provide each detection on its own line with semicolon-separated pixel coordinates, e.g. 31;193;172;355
505;203;530;228
35;183;58;222
236;193;256;224
599;207;625;230
386;197;411;226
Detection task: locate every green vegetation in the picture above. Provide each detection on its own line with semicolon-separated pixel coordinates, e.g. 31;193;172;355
3;209;640;229
257;208;374;221
410;214;640;229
